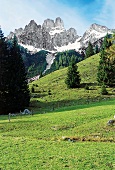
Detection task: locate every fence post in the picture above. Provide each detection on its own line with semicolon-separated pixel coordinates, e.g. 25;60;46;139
8;113;11;122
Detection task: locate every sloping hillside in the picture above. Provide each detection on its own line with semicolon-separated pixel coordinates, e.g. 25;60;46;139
29;53;115;113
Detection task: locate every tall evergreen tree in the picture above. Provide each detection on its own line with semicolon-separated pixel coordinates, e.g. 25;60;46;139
0;32;30;114
65;60;81;88
97;49;108;85
101;34;111;50
94;45;99;54
106;57;115;86
8;36;30;113
0;28;10;114
85;41;94;58
97;48;115;87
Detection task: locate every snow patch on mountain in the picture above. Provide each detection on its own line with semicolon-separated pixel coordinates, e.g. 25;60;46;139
43;53;56;73
19;37;82;54
19;43;57;54
19;43;42;53
55;37;81;52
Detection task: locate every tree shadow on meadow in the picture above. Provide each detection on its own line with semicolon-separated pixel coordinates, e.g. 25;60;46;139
29;96;115;114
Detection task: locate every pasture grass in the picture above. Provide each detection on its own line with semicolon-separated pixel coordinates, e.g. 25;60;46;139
29;53;115;113
0;99;115;169
1;53;115;169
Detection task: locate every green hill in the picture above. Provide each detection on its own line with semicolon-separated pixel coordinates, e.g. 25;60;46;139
1;36;114;170
1;48;115;170
29;53;115;113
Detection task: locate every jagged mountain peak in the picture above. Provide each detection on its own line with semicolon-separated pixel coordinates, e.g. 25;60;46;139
80;23;113;48
7;17;79;52
7;17;114;53
42;17;64;31
24;20;39;32
42;18;55;29
55;17;64;28
89;23;109;33
29;19;37;25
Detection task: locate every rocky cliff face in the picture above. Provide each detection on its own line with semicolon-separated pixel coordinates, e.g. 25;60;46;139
7;17;79;52
7;18;114;53
80;23;114;48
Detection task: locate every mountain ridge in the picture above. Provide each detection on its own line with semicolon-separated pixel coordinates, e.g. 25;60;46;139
7;17;79;52
7;17;114;53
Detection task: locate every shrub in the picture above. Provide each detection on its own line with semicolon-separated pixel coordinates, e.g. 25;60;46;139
84;84;89;90
101;85;108;95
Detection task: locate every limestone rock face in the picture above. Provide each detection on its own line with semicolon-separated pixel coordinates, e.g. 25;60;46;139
42;19;55;32
19;20;43;49
80;23;114;48
7;19;114;52
55;17;64;28
7;28;23;39
7;17;79;51
67;28;79;43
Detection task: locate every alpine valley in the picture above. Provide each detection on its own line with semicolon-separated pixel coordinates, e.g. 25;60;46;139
7;17;114;79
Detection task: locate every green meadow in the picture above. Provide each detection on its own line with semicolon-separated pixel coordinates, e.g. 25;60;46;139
0;52;115;169
0;99;115;170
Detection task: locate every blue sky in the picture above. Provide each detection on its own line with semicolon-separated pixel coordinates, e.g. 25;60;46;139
0;0;115;36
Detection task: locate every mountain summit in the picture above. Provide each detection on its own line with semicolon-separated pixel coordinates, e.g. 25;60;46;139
7;17;79;52
80;23;114;47
7;18;114;53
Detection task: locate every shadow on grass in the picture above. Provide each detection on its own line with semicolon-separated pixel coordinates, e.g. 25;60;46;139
80;82;98;88
29;97;115;114
31;93;47;98
1;96;115;120
1;98;115;123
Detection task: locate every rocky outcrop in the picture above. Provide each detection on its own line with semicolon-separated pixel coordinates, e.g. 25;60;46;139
55;17;64;28
42;19;55;32
80;23;114;48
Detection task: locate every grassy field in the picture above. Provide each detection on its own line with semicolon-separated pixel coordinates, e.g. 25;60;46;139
29;53;115;113
0;99;115;169
1;51;115;169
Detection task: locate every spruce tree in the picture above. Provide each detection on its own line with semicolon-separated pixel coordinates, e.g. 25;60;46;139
0;32;30;115
94;45;99;54
97;48;115;87
97;49;108;85
39;71;43;78
85;41;94;58
102;34;109;49
65;60;81;88
106;57;115;87
0;28;10;114
8;35;30;113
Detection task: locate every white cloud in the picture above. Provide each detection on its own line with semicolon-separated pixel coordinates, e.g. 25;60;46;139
94;0;115;29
